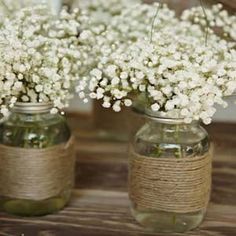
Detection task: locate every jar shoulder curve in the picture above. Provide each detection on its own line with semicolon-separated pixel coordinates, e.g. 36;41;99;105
132;122;210;158
0;112;71;148
135;122;209;144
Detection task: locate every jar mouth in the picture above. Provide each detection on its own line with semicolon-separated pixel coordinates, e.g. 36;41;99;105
12;102;54;114
134;108;199;125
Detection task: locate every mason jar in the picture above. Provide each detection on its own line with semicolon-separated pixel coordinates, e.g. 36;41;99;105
0;102;75;216
129;111;212;233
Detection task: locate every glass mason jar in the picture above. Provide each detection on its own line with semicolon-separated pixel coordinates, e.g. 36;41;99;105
129;111;212;233
0;103;74;216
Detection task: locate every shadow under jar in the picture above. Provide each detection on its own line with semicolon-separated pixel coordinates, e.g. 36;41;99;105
129;111;212;233
0;103;75;216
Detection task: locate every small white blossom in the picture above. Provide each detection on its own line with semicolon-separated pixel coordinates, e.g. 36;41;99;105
124;99;132;107
50;108;58;114
151;103;160;112
103;101;111;108
113;101;121;112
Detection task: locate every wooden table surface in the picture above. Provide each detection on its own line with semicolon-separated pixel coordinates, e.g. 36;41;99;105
0;114;236;236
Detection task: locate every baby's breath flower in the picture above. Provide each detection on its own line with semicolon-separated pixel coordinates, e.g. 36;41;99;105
74;0;141;25
181;3;236;41
0;5;93;116
0;0;63;21
78;2;236;125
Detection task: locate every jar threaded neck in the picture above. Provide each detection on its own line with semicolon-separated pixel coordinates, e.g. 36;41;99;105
13;102;53;114
133;108;199;125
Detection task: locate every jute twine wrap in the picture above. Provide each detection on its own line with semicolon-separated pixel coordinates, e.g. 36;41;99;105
129;147;213;213
0;137;75;201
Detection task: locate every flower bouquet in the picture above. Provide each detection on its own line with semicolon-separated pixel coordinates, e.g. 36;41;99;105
78;2;236;124
0;4;93;216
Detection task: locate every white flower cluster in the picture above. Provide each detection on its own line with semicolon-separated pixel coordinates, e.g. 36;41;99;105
126;34;236;124
76;3;179;104
88;3;178;57
77;3;236;124
74;0;141;25
181;3;236;41
0;0;37;23
72;0;143;80
0;5;93;116
108;3;177;43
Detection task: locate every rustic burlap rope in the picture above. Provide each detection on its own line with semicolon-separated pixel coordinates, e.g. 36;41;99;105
129;146;213;213
0;137;75;201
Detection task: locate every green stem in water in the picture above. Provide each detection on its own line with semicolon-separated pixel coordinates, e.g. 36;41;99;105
174;124;182;158
172;124;182;225
24;127;29;148
153;123;165;158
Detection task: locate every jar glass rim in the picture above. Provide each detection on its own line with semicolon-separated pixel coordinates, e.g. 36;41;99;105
12;102;53;114
133;107;199;125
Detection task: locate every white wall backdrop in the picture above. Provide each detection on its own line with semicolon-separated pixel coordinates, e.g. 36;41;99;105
213;97;236;122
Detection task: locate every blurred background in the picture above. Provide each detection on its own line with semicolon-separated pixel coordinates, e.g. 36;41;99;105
66;0;236;123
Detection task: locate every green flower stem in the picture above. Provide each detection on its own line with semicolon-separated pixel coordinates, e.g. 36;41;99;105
174;124;182;158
